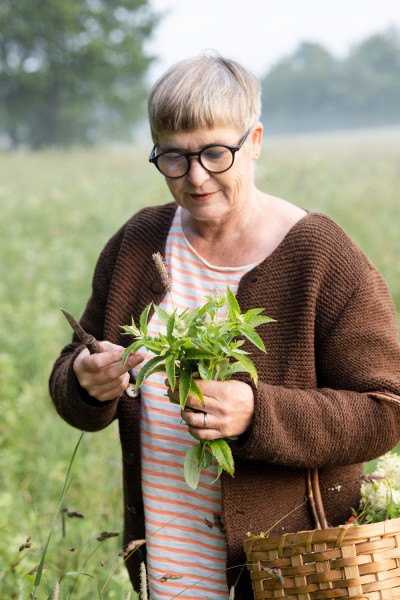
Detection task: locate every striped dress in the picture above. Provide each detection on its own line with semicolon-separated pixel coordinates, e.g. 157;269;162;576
133;207;256;599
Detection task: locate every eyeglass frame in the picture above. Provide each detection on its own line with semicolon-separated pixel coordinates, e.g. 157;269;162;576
148;128;251;179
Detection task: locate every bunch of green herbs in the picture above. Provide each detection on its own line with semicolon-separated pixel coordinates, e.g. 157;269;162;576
121;254;274;489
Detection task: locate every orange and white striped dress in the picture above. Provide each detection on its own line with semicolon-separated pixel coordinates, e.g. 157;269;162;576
133;207;256;599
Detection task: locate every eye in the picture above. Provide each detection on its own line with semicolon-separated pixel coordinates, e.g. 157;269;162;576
202;146;230;162
161;152;185;164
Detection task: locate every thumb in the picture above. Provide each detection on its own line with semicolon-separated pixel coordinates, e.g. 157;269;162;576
125;352;145;371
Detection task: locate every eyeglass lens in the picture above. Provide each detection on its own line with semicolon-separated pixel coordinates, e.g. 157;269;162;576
157;145;234;178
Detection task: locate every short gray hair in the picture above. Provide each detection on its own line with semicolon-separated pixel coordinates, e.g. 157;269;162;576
148;53;261;143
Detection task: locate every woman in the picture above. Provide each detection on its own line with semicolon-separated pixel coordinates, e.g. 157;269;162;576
49;54;400;599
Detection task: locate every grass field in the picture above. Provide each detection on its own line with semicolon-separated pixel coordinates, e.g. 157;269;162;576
1;128;399;599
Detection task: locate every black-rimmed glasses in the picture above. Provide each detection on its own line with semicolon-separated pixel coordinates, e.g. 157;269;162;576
149;129;251;179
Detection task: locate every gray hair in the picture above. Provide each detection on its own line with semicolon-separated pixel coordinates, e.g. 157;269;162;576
148;53;261;143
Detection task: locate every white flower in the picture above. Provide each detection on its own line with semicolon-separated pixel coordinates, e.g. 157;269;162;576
373;452;400;488
360;479;400;512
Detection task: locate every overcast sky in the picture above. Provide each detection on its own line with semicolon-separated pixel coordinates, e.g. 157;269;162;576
146;0;400;83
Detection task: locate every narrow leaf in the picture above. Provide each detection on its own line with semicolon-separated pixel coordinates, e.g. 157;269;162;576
166;311;176;342
184;445;203;489
198;359;215;382
34;432;84;589
226;285;240;321
184;348;216;360
202;446;212;468
244;313;276;328
135;355;166;388
165;354;176;391
139;303;152;336
190;377;204;405
208;439;234;476
230;351;258;385
122;341;144;364
178;363;192;409
221;362;249;379
153;304;171;326
121;322;140;337
240;323;266;352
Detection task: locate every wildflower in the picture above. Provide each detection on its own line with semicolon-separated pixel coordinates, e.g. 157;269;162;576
352;451;400;524
373;452;400;487
152;252;172;292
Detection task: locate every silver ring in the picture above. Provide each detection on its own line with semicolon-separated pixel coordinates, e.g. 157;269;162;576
203;413;208;429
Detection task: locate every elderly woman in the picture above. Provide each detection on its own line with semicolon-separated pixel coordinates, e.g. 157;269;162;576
49;54;400;599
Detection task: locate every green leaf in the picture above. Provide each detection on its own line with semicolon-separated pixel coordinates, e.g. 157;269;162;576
139;338;165;354
243;309;276;328
34;433;84;590
240;323;266;352
190;377;204;405
226;285;240;321
139;303;152;336
184;445;203;489
178;363;192;409
202;447;212;468
166;311;176;342
220;362;249;379
165;354;176;391
121;321;140;337
208;439;234;476
153;304;171;326
135;355;166;388
230;351;258;385
183;347;216;360
122;340;146;364
198;359;215;382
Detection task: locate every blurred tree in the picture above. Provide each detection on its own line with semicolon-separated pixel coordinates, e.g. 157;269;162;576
0;0;159;147
261;29;400;134
343;29;400;125
261;42;341;132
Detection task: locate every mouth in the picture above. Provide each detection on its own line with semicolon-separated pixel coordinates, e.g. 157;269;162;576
189;191;217;202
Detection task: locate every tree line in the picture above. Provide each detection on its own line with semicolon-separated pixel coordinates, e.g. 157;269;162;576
261;29;400;134
0;0;399;148
0;0;158;148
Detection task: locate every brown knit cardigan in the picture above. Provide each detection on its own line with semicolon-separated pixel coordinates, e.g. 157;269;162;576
49;202;400;599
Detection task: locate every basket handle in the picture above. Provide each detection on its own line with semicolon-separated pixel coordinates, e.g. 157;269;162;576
306;467;328;529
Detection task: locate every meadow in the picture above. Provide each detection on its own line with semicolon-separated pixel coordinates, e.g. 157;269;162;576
1;127;399;599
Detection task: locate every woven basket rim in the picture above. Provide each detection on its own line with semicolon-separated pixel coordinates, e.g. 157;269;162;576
244;516;400;555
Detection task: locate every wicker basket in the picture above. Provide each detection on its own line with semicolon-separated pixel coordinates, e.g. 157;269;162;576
244;517;400;599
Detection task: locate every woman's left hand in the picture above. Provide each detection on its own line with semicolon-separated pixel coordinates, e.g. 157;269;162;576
170;378;255;440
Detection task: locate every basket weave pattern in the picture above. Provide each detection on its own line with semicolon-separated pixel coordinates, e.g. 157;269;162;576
245;517;400;599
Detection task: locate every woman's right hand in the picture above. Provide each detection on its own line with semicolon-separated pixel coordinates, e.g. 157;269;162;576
73;341;144;402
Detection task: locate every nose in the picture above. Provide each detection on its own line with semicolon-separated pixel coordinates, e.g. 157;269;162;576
186;157;210;186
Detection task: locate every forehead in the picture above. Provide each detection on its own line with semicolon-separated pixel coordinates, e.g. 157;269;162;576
157;127;243;151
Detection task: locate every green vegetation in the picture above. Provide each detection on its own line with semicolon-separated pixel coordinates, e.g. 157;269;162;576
0;0;158;148
1;129;399;598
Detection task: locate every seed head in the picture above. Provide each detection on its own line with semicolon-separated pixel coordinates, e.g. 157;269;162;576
140;561;149;600
52;582;60;600
152;252;172;292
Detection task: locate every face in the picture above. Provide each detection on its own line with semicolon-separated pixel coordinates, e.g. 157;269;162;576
156;125;263;225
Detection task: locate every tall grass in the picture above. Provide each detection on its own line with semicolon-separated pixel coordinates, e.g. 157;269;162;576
1;128;399;598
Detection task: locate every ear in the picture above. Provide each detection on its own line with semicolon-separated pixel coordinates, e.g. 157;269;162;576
250;122;263;159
